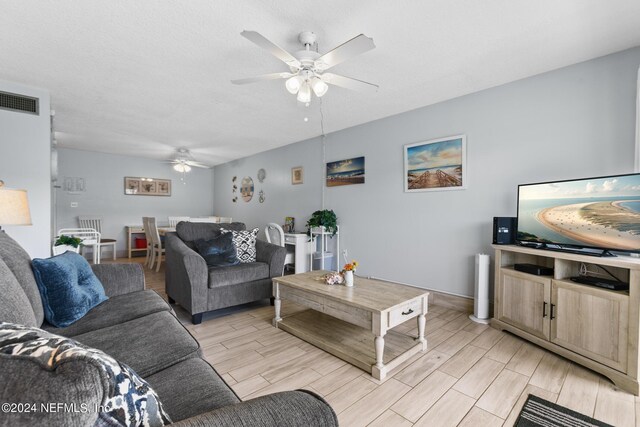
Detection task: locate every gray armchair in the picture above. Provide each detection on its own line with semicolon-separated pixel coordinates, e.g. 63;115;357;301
165;222;286;324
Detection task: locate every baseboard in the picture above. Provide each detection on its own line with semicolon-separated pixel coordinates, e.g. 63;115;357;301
430;291;473;313
368;276;474;314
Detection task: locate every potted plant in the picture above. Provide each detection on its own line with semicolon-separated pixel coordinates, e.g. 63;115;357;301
52;235;83;255
305;209;338;236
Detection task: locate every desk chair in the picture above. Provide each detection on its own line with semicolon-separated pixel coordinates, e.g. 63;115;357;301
265;223;294;273
78;216;117;261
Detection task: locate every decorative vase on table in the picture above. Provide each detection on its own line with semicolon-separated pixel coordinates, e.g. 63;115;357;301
344;270;354;287
342;260;358;287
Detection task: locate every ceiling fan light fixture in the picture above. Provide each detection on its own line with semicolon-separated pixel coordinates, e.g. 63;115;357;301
297;83;311;103
173;163;192;173
285;76;303;94
311;77;328;97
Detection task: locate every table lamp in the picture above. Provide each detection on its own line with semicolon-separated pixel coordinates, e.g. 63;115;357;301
0;180;32;230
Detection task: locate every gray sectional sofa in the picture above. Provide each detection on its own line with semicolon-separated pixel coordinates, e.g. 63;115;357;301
165;222;286;324
0;231;337;426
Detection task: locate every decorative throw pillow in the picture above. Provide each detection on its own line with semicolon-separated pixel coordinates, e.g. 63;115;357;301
0;322;171;426
31;251;108;327
194;233;240;268
221;228;259;263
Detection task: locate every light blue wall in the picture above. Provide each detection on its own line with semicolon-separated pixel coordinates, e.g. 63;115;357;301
56;148;215;257
214;46;640;297
0;80;51;257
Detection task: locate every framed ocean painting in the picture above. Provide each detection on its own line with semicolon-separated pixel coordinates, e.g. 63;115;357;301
404;135;466;192
326;156;365;187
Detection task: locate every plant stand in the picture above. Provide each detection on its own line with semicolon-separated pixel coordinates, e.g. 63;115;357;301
309;226;339;272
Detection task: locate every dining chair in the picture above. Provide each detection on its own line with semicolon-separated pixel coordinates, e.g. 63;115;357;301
142;217;153;268
55;228;101;264
78;216;117;261
146;217;165;272
265;223;294;273
168;216;190;227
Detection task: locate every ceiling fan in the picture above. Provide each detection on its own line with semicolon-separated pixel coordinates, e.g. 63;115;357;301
165;148;210;173
231;31;378;103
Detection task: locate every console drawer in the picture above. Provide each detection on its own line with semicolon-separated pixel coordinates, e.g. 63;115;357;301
388;298;422;328
284;235;298;244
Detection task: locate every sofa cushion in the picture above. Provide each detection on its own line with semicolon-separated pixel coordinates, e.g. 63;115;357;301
221;228;259;263
0;231;45;325
0;322;171;427
72;311;200;377
146;357;240;422
208;262;270;288
32;252;108;328
0;257;37;326
176;221;245;243
42;290;171;337
194;233;240;268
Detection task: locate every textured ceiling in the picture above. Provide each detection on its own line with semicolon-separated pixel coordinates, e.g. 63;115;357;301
1;1;640;166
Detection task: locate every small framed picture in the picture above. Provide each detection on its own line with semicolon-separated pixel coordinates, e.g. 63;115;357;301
157;180;171;195
124;177;140;195
139;180;157;195
291;167;303;185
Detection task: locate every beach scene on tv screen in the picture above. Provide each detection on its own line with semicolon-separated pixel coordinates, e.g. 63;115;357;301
518;175;640;251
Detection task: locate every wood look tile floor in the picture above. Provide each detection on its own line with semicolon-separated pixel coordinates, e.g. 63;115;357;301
117;257;639;426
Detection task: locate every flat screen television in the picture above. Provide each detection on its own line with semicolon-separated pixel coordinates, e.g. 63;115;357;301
517;173;640;255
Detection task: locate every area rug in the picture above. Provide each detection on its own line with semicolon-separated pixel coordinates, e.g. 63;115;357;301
515;394;613;427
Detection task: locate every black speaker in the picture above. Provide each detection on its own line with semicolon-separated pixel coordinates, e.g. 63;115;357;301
493;217;517;244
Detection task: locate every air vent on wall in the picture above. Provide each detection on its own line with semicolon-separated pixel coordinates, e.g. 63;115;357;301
0;91;39;115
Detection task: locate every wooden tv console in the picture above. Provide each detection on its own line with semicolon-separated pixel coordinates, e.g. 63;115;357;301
491;244;640;395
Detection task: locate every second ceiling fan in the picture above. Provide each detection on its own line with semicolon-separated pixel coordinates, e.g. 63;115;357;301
232;31;378;103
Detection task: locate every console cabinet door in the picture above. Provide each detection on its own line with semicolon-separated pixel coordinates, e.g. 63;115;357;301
498;269;551;340
550;280;628;373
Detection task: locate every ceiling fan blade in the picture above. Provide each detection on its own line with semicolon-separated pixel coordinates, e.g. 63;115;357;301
322;73;378;92
185;161;211;169
314;34;375;71
240;31;301;69
231;72;294;85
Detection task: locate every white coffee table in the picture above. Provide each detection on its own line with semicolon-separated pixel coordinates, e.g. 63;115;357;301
273;271;429;380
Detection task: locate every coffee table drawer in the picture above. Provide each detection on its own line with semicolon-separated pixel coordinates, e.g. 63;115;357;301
388;298;422;328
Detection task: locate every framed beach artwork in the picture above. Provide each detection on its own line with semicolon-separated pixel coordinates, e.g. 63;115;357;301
124;177;172;196
404;135;466;192
326;156;365;187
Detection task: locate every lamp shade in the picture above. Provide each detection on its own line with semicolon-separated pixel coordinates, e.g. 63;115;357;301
0;188;32;226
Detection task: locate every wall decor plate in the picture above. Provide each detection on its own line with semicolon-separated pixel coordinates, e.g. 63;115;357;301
241;176;254;202
257;168;266;183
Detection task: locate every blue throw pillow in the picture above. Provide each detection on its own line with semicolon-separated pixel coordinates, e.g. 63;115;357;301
32;252;108;327
194;232;240;268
